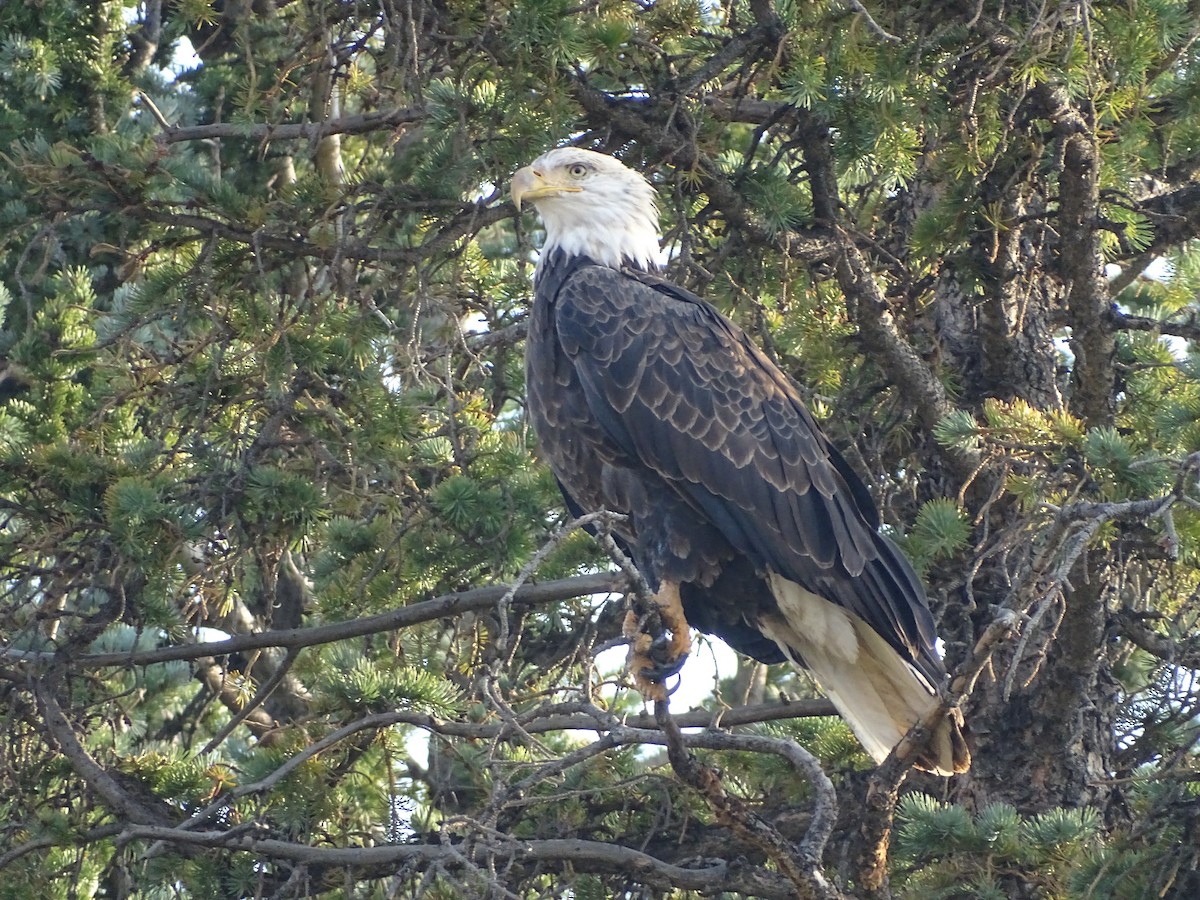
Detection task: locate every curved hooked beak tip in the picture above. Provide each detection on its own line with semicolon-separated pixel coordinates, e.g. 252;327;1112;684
511;166;581;210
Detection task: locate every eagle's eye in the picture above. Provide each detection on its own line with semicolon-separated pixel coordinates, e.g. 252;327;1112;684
567;163;589;178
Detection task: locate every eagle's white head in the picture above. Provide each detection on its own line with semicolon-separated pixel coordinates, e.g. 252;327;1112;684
511;148;662;274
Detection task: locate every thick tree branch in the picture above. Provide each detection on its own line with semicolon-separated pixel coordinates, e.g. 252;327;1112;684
118;826;798;897
1060;133;1114;426
125;0;162;76
128;200;510;268
155;107;425;146
796;110;954;432
703;96;791;125
1109;307;1200;344
1131;182;1200;259
2;573;621;668
837;244;954;431
34;674;177;827
1111;609;1200;669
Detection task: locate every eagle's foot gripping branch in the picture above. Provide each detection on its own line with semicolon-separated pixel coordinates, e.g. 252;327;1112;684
624;582;692;702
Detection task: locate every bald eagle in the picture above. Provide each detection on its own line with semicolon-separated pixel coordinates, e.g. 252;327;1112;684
513;148;969;775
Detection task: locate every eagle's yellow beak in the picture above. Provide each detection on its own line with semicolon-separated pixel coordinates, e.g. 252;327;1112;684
511;165;582;210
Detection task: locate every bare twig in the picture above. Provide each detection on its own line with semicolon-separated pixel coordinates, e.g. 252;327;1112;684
135;90;171;130
653;699;843;900
123;695;844;897
495;512;629;660
844;0;901;43
167;697;836;834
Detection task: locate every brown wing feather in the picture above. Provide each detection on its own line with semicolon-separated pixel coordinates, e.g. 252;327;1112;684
552;263;940;677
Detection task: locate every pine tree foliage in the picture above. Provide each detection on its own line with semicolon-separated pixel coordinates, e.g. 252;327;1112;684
896;786;1200;900
895;793;1101;898
2;0;1200;896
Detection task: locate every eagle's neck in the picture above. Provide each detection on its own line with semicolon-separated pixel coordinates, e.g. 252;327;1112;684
535;206;661;278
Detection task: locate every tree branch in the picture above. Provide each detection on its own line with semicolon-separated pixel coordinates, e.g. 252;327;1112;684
124;696;849;897
844;0;901;43
153;108;425;145
795;110;954;433
1110;609;1200;669
653;699;843;900
117;826;799;897
1109;307;1200;343
838;243;955;430
128;200;510;267
177;699;835;823
0;824;123;870
2;573;622;669
34;674;177;827
854;608;1021;898
1129;182;1200;260
1060;132;1114;426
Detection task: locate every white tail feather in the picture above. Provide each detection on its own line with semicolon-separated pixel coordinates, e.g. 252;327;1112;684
761;575;958;776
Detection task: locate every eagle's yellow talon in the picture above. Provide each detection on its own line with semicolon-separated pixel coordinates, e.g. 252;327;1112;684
624;582;691;700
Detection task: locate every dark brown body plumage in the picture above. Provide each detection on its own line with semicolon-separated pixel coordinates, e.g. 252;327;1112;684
528;251;941;677
526;247;969;773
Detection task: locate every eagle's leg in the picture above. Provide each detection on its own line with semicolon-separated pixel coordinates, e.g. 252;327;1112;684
623;581;691;702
